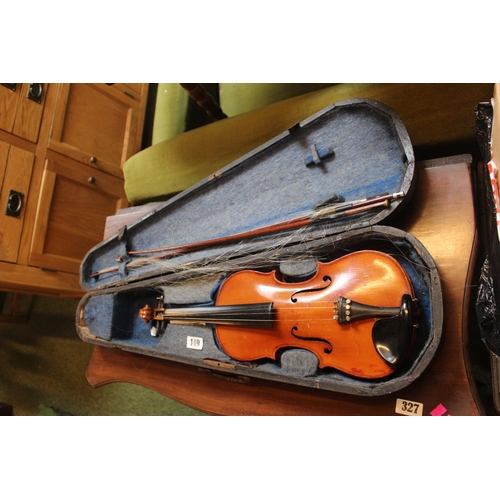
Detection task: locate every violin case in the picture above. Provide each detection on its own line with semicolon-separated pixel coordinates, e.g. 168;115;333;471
76;98;443;397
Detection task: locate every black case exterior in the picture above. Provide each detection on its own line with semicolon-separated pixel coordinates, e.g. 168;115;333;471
76;98;443;397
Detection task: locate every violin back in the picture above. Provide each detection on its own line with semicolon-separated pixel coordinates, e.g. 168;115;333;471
76;98;442;397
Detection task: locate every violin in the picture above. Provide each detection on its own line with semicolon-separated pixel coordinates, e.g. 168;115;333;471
139;250;417;379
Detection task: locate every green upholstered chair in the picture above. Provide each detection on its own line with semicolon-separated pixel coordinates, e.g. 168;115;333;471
123;83;493;205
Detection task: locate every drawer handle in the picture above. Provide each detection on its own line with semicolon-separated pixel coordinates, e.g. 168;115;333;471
27;83;44;104
89;156;97;164
5;190;24;218
2;83;17;91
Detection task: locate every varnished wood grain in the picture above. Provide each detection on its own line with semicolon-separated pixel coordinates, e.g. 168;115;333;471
0;141;9;195
29;153;127;275
0;85;21;134
86;157;482;415
48;84;147;177
0;84;148;297
0;146;35;263
0;261;81;297
13;83;46;143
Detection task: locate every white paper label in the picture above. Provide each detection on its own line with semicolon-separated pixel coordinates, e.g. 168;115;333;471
395;398;423;416
186;336;203;350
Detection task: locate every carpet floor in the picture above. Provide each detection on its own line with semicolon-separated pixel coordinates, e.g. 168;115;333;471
0;294;206;416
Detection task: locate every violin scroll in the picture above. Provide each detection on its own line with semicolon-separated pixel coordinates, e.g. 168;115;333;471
139;305;154;323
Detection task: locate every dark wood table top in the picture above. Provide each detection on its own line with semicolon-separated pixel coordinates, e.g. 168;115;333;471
85;156;484;415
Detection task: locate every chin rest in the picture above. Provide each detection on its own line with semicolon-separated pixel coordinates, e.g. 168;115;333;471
372;294;416;369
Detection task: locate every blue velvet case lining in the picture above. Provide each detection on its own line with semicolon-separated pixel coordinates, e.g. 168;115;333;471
80;99;414;290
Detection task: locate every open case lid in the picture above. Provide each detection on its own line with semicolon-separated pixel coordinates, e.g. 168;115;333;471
80;98;415;292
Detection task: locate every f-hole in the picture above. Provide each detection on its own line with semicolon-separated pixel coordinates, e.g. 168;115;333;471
290;276;332;303
291;326;333;354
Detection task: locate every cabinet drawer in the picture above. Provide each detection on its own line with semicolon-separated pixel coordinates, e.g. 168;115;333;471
0;83;47;142
0;141;35;263
111;83;145;100
48;84;141;177
0;84;20;134
30;154;128;274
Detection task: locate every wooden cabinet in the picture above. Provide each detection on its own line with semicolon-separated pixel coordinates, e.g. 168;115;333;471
29;153;128;274
49;84;144;177
0;142;35;263
0;83;46;142
0;83;148;297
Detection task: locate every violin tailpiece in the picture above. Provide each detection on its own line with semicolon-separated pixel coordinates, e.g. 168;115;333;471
334;294;417;368
334;296;402;324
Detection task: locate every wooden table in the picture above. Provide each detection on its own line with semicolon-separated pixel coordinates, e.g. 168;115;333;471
85;155;484;415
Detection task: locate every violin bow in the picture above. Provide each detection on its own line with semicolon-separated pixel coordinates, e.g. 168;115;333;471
128;191;404;256
89;191;404;278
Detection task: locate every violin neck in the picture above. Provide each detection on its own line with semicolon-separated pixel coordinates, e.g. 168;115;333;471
160;303;274;328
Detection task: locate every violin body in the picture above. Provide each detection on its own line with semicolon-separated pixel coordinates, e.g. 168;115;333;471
138;250;417;379
213;250;416;378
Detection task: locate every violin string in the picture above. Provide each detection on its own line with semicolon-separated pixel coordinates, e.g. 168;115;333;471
148;296;411;323
94;224;428;335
